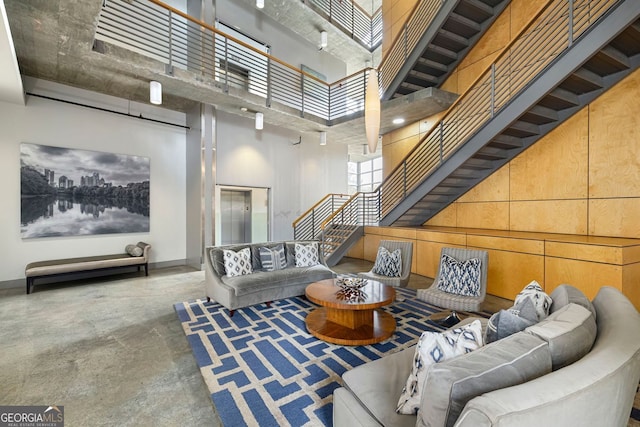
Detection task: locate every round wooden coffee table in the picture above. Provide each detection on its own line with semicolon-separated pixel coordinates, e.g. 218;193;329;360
305;278;396;346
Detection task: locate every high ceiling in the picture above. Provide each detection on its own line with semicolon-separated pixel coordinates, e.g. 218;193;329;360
1;0;454;162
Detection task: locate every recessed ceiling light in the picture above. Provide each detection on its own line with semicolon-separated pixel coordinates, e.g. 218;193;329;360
392;117;405;125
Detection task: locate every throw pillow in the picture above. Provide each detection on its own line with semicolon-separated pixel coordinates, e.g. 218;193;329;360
514;280;552;321
295;242;319;267
436;254;482;297
484;297;538;343
258;244;287;271
372;246;402;277
223;247;253;277
125;244;143;257
396;320;483;415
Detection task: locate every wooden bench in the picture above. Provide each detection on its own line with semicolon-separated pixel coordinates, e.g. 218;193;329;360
24;242;151;294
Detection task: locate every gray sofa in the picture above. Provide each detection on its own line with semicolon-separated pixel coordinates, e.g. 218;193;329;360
333;285;640;427
204;240;335;314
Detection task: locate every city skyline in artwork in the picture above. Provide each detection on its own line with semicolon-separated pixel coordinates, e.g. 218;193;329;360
20;143;150;239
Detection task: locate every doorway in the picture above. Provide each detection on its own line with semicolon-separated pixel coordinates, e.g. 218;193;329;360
220;189;251;245
216;186;269;245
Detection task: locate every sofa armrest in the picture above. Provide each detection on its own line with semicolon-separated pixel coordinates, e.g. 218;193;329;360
333;388;382;427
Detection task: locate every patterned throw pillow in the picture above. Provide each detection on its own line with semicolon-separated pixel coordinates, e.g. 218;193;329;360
295;242;319;267
372;246;402;277
396;320;483;415
223;247;253;277
259;244;287;271
436;254;482;296
514;280;552;321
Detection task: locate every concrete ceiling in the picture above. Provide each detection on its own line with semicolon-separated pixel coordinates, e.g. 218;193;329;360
2;0;455;162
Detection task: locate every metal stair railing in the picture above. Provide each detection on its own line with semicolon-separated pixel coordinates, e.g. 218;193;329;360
318;192;380;259
378;0;448;96
374;0;618;221
304;0;383;51
292;193;351;240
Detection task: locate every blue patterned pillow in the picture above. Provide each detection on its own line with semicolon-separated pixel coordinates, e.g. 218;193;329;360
259;244;287;271
396;320;483;414
436;254;482;296
223;247;253;277
372;246;402;277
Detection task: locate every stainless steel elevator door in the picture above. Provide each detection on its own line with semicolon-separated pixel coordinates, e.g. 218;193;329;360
220;190;251;244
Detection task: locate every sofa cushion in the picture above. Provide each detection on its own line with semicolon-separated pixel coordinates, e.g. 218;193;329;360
484;297;538;343
372;246;402;277
549;284;596;320
258;243;287;271
396;320;483;414
417;332;552;427
436;254;482;297
222;264;333;296
223;248;253;277
514;280;552;321
525;302;596;370
342;347;417;427
295;242;320;267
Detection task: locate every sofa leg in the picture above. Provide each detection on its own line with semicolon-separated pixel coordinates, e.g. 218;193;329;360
266;301;272;308
206;296;211;303
228;309;235;317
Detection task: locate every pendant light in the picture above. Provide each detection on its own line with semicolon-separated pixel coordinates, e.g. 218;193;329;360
364;68;380;153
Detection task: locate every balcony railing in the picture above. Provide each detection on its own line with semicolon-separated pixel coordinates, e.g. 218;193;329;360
292;193;351;240
304;0;382;51
96;0;377;122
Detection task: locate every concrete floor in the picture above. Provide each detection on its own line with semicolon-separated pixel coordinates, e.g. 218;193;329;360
0;258;512;426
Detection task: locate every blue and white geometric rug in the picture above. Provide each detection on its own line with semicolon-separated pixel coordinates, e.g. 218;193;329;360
174;287;459;426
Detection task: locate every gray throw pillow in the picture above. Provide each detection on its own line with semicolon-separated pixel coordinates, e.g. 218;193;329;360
484;298;538;343
125;244;143;257
258;243;287;271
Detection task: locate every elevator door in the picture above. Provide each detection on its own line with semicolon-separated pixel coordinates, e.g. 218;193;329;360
220;190;251;244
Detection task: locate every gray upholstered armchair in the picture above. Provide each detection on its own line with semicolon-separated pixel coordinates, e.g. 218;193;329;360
358;240;413;288
417;247;488;325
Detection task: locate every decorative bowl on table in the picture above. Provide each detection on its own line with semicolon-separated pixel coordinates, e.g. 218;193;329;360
335;277;367;290
335;277;368;303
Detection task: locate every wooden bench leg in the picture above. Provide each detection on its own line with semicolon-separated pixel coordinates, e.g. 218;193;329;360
144;263;149;276
26;277;34;294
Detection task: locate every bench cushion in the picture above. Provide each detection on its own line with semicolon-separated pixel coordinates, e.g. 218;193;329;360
25;253;146;277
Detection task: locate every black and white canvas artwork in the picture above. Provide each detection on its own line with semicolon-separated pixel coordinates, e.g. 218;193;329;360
20;143;150;239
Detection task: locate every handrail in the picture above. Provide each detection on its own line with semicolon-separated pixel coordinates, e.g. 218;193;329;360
292;193;349;227
320;192;361;229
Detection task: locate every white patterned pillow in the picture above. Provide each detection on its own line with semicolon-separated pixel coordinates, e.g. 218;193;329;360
223;248;253;277
372;246;402;277
396;320;483;415
436;254;482;296
259;244;287;271
514;280;552;321
295;242;319;267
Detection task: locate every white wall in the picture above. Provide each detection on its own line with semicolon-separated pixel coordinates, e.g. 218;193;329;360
216;110;347;241
0;79;187;282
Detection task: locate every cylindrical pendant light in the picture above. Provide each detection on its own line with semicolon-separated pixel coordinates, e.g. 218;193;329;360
256;0;264;8
364;69;380;154
255;112;264;130
150;81;162;105
320;131;327;146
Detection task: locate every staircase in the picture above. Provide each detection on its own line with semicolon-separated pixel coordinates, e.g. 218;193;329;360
295;0;640;263
382;0;640;226
380;0;510;100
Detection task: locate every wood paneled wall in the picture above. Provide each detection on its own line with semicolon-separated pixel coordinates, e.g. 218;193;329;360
381;0;418;59
346;226;640;310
